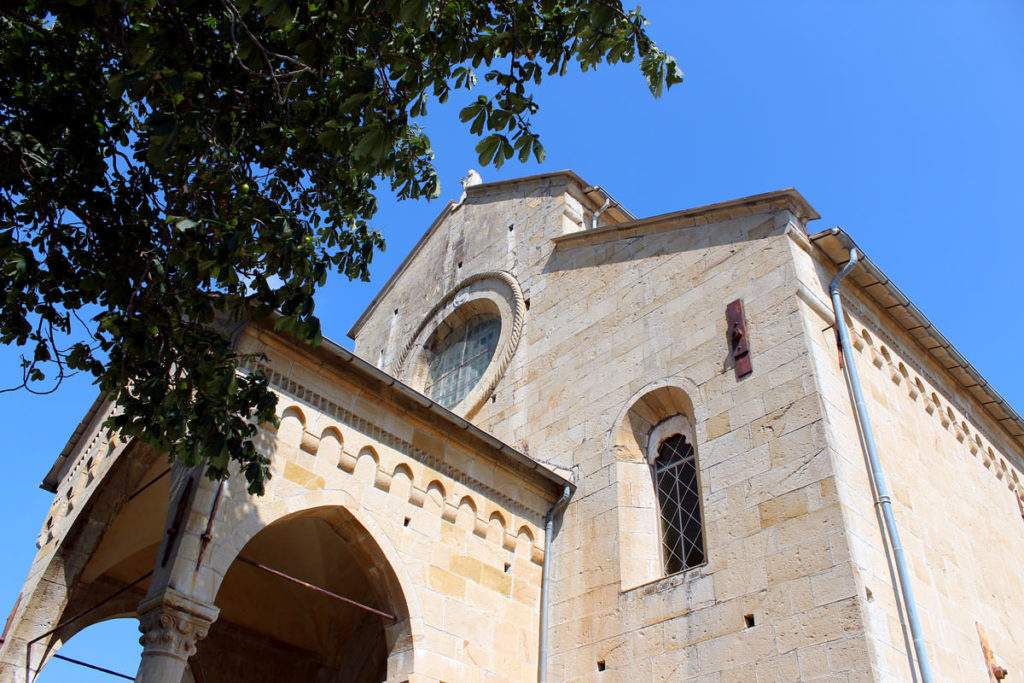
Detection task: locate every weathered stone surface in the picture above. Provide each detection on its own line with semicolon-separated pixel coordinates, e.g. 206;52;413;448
4;172;1021;683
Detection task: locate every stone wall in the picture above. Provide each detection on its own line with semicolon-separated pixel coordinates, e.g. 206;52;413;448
231;328;554;683
539;211;870;682
351;174;877;681
797;242;1024;682
2;324;560;683
12;171;1021;682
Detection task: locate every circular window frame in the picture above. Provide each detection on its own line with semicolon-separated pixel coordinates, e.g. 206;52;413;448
394;271;525;418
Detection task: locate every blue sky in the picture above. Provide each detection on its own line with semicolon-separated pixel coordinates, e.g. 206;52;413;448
3;2;1022;679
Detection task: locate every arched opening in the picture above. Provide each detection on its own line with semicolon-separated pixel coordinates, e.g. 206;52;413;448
35;617;141;682
79;457;169;585
10;445;165;683
612;385;703;590
200;505;413;683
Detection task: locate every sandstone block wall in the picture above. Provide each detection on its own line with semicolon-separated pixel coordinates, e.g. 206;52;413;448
13;172;1021;683
351;175;878;681
794;240;1024;681
539;214;870;682
2;324;559;683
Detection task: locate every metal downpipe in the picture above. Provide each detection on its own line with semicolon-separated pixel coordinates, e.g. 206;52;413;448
539;485;571;683
591;196;612;230
829;247;934;683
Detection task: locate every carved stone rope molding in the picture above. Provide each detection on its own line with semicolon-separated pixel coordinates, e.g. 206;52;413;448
392;271;526;418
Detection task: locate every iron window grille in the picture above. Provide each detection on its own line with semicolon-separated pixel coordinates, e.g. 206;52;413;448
653;433;705;574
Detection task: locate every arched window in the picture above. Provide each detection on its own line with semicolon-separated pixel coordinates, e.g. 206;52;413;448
424;314;500;408
653;433;705;574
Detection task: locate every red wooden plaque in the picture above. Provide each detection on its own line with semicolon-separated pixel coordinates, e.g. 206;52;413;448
726;298;752;378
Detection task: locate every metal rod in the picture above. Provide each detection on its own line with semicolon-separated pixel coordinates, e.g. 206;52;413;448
51;653;135;680
195;480;226;570
1;593;22;645
829;246;933;683
25;570;152;683
127;467;171;501
236;556;394;621
161;475;195;566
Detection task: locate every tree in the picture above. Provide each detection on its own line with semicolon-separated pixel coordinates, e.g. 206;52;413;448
0;0;682;494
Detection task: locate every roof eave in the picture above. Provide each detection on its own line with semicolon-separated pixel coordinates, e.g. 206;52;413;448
553;187;819;248
258;318;574;495
810;227;1024;450
42;393;109;492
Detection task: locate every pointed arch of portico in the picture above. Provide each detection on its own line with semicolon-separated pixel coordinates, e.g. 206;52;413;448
206;487;420;608
197;486;423;682
0;440;165;681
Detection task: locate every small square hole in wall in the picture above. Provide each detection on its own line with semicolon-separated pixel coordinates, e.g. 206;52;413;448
865;587;874;602
596;660;606;672
457;261;463;269
504;562;511;573
744;613;755;628
524;298;531;311
403;516;411;527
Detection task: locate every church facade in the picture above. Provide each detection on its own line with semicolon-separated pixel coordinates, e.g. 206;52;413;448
1;171;1021;681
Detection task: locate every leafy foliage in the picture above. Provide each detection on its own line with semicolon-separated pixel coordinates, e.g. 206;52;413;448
0;0;681;494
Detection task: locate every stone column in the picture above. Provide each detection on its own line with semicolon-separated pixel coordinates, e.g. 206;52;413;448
135;588;218;683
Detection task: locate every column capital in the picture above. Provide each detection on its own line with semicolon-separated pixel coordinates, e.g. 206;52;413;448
137;588;219;663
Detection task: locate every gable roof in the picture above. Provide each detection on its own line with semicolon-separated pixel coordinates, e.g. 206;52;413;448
347;170;630;339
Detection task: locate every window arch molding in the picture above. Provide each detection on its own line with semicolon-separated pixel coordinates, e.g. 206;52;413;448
610;382;707;590
646;414;695;463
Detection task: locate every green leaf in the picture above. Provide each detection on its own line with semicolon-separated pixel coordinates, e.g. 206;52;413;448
399;0;427;27
476;134;501;166
532;138;546;164
0;0;679;496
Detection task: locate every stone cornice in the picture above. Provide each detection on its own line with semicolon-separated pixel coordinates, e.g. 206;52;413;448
244;317;575;505
552;188;819;249
252;318;572;493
